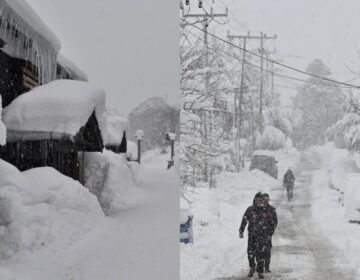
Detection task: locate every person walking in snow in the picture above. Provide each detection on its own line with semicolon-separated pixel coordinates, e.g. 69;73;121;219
239;192;267;279
262;193;278;273
283;168;295;201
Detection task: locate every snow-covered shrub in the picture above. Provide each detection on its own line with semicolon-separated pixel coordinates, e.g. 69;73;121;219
0;160;104;259
85;150;143;215
328;113;360;150
256;126;286;151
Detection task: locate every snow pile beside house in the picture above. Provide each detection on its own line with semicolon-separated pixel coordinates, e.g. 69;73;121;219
0;95;6;145
85;150;144;215
0;159;104;259
3;80;106;139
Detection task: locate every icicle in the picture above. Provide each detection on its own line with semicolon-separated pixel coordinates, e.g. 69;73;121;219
0;0;58;84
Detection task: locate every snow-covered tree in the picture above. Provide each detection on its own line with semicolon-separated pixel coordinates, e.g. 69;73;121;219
128;97;179;151
293;59;344;149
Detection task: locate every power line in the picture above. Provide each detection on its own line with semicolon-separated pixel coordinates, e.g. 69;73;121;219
182;26;356;91
181;18;360;89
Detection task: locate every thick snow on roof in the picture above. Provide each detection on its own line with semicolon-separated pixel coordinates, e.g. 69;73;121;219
3;80;106;139
104;113;128;145
1;0;61;51
58;54;88;82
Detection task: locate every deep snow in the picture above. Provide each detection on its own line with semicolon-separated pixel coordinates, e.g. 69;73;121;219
0;149;178;280
181;146;360;280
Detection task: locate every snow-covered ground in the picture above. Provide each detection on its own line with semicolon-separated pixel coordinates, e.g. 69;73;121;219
181;145;360;280
0;149;178;280
309;143;360;278
181;148;300;279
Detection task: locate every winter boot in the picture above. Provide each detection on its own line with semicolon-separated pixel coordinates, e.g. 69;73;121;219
258;272;264;279
265;268;271;273
247;268;255;278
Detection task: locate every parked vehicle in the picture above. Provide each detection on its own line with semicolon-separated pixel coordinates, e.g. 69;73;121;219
250;152;278;179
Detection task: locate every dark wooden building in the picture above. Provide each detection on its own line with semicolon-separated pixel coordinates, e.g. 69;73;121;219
0;111;103;184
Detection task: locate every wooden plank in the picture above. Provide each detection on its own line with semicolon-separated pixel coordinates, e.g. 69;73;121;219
23;68;38;81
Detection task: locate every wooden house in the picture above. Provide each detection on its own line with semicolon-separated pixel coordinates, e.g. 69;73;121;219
1;80;106;184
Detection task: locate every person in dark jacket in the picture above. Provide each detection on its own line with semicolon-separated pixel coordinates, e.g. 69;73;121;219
239;192;266;279
262;193;278;273
283;168;295;188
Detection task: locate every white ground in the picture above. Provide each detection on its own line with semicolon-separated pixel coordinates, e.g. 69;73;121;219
181;147;360;280
0;151;178;280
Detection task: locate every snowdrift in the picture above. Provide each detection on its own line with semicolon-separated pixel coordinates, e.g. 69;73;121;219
85;150;144;215
0;160;104;259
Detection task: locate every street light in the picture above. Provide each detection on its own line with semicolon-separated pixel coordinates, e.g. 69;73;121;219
166;132;176;169
135;130;144;164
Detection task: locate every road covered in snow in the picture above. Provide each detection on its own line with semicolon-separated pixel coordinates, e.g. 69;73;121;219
181;147;360;280
0;151;178;280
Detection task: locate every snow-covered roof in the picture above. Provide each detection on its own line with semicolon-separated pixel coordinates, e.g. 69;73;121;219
104;114;128;145
0;0;61;51
3;80;106;140
253;150;277;158
58;54;88;82
0;0;61;83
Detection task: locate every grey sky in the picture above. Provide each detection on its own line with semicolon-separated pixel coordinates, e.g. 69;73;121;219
26;0;179;115
187;0;360;97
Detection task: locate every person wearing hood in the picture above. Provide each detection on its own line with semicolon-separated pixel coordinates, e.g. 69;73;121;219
239;192;266;279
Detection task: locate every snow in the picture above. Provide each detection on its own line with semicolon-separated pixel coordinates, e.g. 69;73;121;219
84;150;144;215
126;140;138;161
181;149;300;279
3;80;106;140
2;0;60;51
0;0;60;83
256;125;286;150
0;95;6;145
103;109;128;145
0;159;104;259
0;148;178;280
309;143;360;277
57;54;88;81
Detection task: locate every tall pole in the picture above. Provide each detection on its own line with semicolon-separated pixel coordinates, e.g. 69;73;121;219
259;32;264;133
184;8;228;186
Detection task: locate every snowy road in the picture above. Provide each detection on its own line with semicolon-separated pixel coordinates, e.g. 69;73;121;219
3;160;179;280
218;151;359;280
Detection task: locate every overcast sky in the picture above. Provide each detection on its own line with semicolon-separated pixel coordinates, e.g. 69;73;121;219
185;0;360;98
25;0;360;114
26;0;179;115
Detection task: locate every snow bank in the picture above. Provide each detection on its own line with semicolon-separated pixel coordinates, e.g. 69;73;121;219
342;173;360;220
57;54;88;81
85;150;144;215
3;80;106;140
126;140;138;161
0;159;104;259
0;95;6;145
310;144;360;276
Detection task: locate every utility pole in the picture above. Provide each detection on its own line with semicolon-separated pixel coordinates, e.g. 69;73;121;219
259;33;277;133
183;8;228;186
